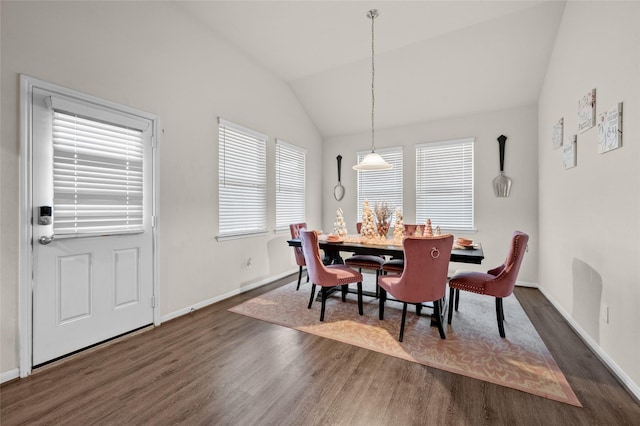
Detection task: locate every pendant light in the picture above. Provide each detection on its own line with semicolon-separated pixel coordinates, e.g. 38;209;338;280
353;9;393;171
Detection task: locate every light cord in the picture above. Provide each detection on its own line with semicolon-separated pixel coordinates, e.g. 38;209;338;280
370;10;376;152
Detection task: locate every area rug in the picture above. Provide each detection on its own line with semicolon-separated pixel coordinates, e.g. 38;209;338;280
229;275;581;407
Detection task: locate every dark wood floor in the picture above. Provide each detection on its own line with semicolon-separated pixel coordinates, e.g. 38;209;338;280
2;274;639;425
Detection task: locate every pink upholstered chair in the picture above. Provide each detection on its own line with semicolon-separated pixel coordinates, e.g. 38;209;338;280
377;234;453;341
447;231;529;338
300;230;364;321
381;224;427;275
289;223;309;291
344;222;384;287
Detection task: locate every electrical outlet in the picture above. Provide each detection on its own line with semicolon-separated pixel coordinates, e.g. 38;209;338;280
600;303;609;324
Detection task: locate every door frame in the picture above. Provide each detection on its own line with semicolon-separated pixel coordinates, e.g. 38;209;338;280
18;75;161;377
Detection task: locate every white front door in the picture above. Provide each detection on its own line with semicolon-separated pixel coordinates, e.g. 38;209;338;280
30;85;156;366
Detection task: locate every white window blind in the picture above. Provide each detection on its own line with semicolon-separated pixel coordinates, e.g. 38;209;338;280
275;139;306;230
416;138;474;232
218;118;267;239
357;147;403;225
52;110;145;236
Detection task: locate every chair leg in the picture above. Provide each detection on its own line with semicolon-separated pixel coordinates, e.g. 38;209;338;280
454;288;460;311
306;272;309;282
296;266;303;291
341;284;347;302
320;287;328;321
415;303;422;316
496;297;506;338
448;288;455;324
357;282;363;315
308;284;316;309
375;270;379;298
434;298;446;339
379;287;387;320
399;302;408;342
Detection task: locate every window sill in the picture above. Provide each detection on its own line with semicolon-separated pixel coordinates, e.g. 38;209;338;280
440;228;478;235
216;231;270;242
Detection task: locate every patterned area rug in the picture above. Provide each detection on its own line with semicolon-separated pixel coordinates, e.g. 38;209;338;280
229;275;581;407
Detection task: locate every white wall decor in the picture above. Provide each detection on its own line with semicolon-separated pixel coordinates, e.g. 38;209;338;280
597;102;623;154
563;135;577;169
552;117;564;149
577;88;596;133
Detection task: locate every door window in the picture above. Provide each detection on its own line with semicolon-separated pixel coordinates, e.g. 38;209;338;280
52;109;145;236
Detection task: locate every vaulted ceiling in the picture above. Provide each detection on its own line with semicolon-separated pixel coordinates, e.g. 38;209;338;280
178;1;565;138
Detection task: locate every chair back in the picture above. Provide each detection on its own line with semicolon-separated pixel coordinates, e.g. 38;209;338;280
394;235;453;303
404;224;425;237
300;230;339;287
487;231;529;297
289;223;307;266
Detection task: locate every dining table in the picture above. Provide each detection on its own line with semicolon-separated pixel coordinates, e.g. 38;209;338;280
287;236;484;265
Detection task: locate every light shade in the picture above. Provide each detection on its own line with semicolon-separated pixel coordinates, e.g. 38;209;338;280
353;151;393;171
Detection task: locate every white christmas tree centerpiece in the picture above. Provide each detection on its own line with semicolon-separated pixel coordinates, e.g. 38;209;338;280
393;209;405;242
333;208;348;237
360;200;377;240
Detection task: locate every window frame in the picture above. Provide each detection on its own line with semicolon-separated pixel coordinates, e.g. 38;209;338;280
217;118;268;241
48;99;149;238
275;139;306;232
416;137;475;232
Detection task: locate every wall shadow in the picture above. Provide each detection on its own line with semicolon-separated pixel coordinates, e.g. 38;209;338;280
572;258;602;345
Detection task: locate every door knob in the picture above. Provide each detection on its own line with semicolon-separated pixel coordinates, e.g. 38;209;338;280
38;235;55;245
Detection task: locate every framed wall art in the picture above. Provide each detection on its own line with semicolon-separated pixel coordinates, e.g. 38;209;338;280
577;88;596;133
597;102;623;154
552;117;564;149
563;135;577;169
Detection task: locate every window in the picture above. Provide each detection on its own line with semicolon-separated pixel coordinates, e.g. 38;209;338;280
275;139;306;230
416;138;474;232
48;96;150;237
218;118;267;239
357;147;403;224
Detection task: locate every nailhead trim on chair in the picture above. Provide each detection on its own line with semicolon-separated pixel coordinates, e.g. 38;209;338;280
449;281;485;294
335;276;363;285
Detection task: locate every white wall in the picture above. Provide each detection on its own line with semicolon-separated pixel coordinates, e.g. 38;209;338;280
0;1;322;376
538;2;640;390
323;105;539;284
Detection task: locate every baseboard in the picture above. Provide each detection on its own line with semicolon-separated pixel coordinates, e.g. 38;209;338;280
516;280;538;288
161;269;298;322
1;368;20;384
538;286;640;402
